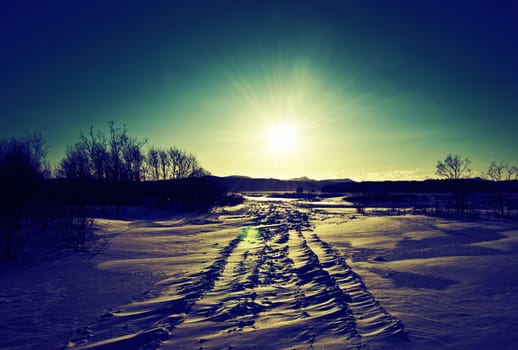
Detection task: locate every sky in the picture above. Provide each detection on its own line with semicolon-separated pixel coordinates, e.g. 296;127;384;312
1;0;518;180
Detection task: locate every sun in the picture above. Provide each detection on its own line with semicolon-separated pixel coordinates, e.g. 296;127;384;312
269;124;296;153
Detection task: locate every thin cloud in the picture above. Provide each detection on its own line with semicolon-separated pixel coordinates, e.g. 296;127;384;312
363;168;428;181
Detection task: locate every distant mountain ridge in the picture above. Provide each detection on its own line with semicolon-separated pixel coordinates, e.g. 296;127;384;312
219;176;354;192
216;176;518;193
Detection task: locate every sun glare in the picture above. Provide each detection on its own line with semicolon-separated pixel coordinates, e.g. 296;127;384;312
269;124;296;153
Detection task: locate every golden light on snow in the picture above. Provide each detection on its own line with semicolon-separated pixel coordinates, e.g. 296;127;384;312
269;124;296;154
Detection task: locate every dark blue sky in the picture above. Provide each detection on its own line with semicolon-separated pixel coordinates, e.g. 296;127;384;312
1;0;517;179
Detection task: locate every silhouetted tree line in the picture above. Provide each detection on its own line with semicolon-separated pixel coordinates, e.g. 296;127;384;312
485;161;518;217
146;145;209;181
434;154;518;216
56;123;212;217
321;179;518;194
323;154;518;217
0;124;225;261
59;122;209;182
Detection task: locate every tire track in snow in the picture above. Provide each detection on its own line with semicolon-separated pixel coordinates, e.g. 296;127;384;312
287;226;365;349
164;205;307;349
71;232;244;349
71;202;407;349
304;231;407;340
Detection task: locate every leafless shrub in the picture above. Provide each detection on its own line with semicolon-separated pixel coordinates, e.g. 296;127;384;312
57;207;107;253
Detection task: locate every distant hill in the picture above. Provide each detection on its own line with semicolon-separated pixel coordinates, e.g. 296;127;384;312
218;176;354;192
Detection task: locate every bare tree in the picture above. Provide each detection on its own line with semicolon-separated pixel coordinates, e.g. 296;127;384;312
59;122;146;217
486;161;518;182
436;154;472;180
63;128;205;183
485;161;518;216
176;151;192;179
167;147;207;179
122;137;147;182
158;149;170;180
436;154;472;215
62;123;145;183
80;126;109;181
59;142;90;179
107;122;127;182
168;147;182;179
184;153;209;178
105;122;147;215
147;147;160;180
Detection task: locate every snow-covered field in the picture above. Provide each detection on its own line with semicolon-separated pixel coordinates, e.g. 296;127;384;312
1;198;517;349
